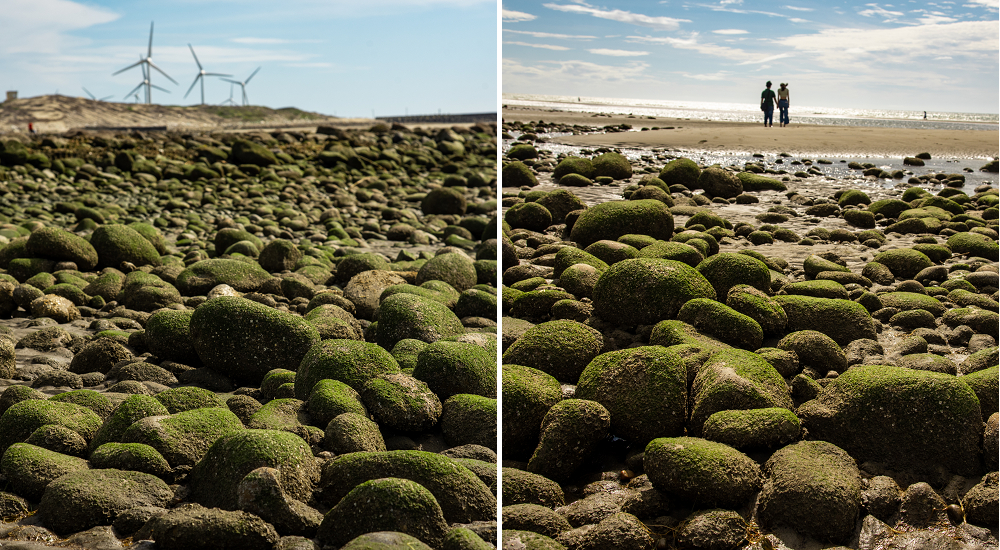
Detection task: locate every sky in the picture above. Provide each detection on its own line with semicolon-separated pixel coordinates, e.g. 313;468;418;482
502;0;1000;114
0;0;497;117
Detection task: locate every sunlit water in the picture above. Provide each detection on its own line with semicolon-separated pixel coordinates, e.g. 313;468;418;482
503;93;999;132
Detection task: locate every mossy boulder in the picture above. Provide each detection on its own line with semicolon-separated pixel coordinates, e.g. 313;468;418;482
798;366;982;476
441;394;497;450
122;406;245;467
702;408;800;450
413;341;495;400
872;249;934;280
142;503;279;550
877;292;946;316
48;389;115;420
307;378;367;427
778;330;847;374
421;187;467;216
322;412;386;454
90;442;172;478
696;253;770;301
189;429;320;510
636;240;703;267
737;171;786;191
176;259;273;295
552;247;608;279
38;468;173;536
374;293;466;350
726;284;787;335
0;443;89;500
501;531;564;550
119;271;182;311
576;346;686;445
0;399;101;457
591;151;632;180
502;503;572;539
143;309;198;365
570;200;674;249
553;156;596;180
644;437;762;508
502;320;603;383
649;320;730;354
360;373;441;433
502;364;563;458
229;139;278;166
82;270;125;302
659;158;700;188
190;296;321;387
505;202;553;232
503;161;537;187
89;394;169;451
699;166;742;198
772;295;877;346
690;349;793;435
501;467;564;508
803;254;850;277
757;441;862;542
214;229;263;257
257;239;303;273
676;298;763;350
296;339;402;398
318;450;495;523
90;224;161;270
947;232;999;261
317;477;450;548
25;227;98;271
782;279;849;300
416;252;477;292
592;258;716;326
536;189;587;225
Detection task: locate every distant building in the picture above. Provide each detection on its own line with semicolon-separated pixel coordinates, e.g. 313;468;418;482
4;91;16;102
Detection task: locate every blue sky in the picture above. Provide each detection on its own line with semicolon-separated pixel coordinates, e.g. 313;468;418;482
502;0;999;113
0;0;497;117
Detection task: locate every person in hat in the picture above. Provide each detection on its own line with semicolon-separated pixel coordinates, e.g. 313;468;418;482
760;81;777;127
777;83;790;127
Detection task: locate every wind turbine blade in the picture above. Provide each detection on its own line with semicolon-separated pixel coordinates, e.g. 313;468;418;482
221;78;241;85
125;82;145;99
184;75;201;98
188;44;203;70
83;87;96;100
147;61;179;85
245;66;261;84
100;95;114;101
203;72;231;77
151;84;171;93
112;60;143;75
148;21;154;58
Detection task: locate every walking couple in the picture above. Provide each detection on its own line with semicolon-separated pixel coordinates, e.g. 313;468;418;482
760;81;790;127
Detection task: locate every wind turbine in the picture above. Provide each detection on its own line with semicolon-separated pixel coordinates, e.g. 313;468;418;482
184;44;230;105
222;67;260;107
123;56;170;103
220;82;238;106
111;21;177;104
82;87;113;101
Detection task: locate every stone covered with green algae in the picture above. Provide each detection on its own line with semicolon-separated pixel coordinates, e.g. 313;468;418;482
526;399;610;482
0;399;102;457
176;258;273;295
592;258;716;326
947;231;999;261
89;224;162;270
89;442;172;478
143;309;198;364
772;295;877;346
570;199;674;248
323;412;386;454
502;319;603;383
502;364;563;459
648;320;731;354
440;393;497;450
872;248;934;280
676;297;763;350
554;156;596;181
190;296;321;387
25;226;98;271
644;436;762;508
318;477;450;548
798;365;983;476
295;339;401;399
48;389;115;420
726;284;787;335
502;530;566;550
89;394;169;452
413;340;496;400
306;378;367;427
960;365;997;421
500;467;565;508
689;348;793;436
359;373;442;433
552;246;608;279
576;346;686;445
757;441;862;542
659;157;700;188
38;468;173;536
876;291;946;316
416;252;478;292
778;330;847;374
636;240;704;267
0;442;89;500
189;429;320;510
141;502;279;550
318;450;495;523
122;406;245;467
701;407;800;451
373;292;466;350
696;252;771;299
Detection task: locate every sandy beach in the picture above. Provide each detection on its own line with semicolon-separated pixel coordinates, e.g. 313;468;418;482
503;105;999;159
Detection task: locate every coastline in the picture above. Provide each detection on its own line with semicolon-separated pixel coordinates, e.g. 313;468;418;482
503;105;1000;159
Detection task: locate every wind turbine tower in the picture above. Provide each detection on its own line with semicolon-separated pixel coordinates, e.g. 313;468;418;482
123;56;170;104
112;22;177;104
222;67;261;107
184;44;230;105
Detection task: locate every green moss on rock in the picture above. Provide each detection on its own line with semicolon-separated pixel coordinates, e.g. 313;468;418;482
592;258;716;326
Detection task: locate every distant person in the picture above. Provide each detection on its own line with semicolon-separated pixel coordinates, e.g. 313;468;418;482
28;122;36;135
777;83;790;127
924;111;927;119
760;81;777;127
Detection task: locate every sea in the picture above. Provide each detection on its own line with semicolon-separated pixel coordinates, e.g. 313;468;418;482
501;94;999;199
502;93;999;132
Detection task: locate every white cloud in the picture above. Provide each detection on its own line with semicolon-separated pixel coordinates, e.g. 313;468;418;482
918;14;957;23
505;29;597;40
504;41;572;50
712;29;749;34
502;57;651;84
789;17;810;23
543;3;690;31
964;0;999;8
739;53;794;65
628;33;758;62
678;71;732;80
858;3;905;20
502;8;537;21
0;0;119;54
783;5;814;11
588;48;650;56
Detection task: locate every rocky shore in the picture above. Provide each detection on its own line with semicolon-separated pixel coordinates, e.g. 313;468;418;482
0;121;498;549
500;117;998;550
